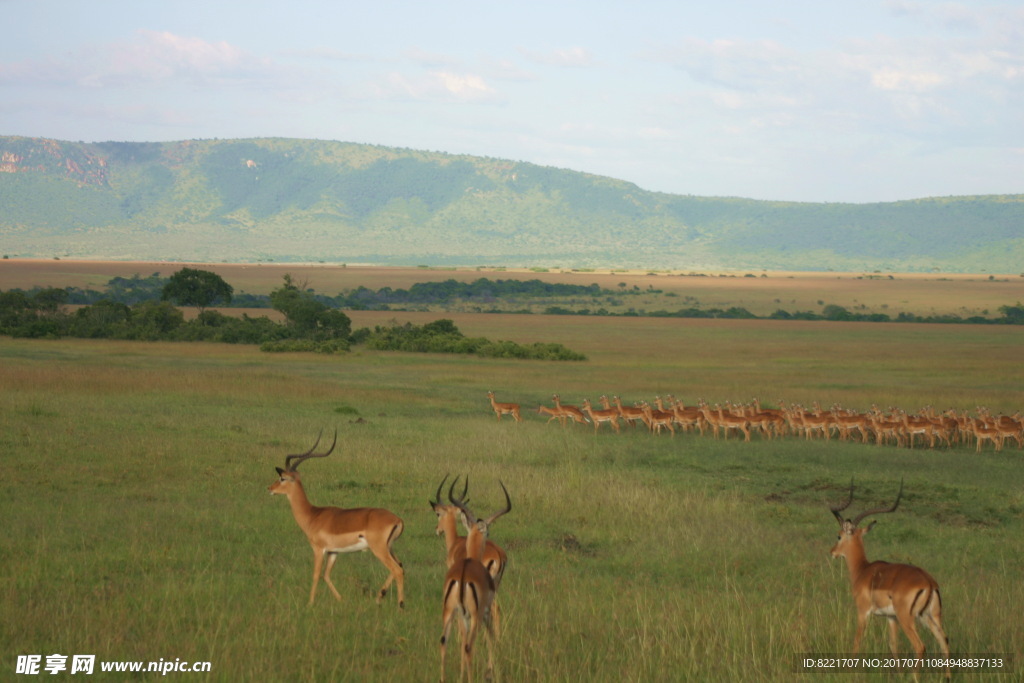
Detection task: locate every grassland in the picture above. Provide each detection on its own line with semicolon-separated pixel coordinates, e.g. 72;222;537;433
1;298;1022;681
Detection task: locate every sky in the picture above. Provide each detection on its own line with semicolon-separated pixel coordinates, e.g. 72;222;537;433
2;0;1023;203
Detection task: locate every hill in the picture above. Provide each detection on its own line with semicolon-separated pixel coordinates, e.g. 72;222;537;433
2;136;1022;272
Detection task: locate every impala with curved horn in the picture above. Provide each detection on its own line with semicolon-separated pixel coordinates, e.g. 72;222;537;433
268;431;406;608
431;474;509;642
829;480;950;679
440;477;512;683
430;474;509;588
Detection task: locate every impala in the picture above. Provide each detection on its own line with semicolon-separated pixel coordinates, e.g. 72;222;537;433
670;399;707;436
613;395;648;428
640;401;675;435
537;404;567;427
581;398;621;433
552;394;588;425
268;431;406;608
430;474;508;636
829;480;950;679
715;404;752;441
487;391;522;423
968;417;1002;452
440;478;512;683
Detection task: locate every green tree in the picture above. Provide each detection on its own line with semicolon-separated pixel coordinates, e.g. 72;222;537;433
130;300;185;339
998;302;1024;324
161;268;233;322
33;287;70;316
270;275;351;341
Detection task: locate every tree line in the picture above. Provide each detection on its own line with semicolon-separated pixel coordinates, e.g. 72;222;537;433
0;269;586;361
3;269;1022;332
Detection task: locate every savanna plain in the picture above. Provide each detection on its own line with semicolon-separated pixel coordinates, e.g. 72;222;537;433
1;262;1022;682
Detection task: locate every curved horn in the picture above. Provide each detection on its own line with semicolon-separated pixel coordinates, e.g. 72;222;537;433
850;479;903;527
432;473;450;505
284;429;337;472
829;478;855;523
483;480;512;526
448;475;477;525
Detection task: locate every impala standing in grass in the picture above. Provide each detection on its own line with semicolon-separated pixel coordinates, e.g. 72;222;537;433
440;478;512;683
829;480;950;679
268;431;406;608
487;391;522;423
430;474;509;636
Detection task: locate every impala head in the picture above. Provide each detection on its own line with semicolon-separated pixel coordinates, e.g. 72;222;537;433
429;473;469;536
448;476;512;540
828;478;903;558
268;430;338;495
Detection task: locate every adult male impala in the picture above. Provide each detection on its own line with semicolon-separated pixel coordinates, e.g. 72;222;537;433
430;474;508;635
440;478;512;683
829;480;950;679
268;431;406;608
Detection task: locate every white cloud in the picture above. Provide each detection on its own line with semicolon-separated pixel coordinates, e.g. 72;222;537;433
373;70;501;103
0;30;278;89
434;71;497;100
870;67;944;92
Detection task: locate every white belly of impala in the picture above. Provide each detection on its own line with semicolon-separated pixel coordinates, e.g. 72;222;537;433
328;537;370;554
872;604;897;617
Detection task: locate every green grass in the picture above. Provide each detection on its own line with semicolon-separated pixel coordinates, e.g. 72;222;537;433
0;321;1022;681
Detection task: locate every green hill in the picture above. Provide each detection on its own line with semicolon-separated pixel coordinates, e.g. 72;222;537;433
2;136;1022;272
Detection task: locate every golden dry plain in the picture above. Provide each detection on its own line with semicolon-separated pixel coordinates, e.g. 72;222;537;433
2;258;1023;319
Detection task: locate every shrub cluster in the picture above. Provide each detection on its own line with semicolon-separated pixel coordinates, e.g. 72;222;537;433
0;275;586;361
352;319;586;361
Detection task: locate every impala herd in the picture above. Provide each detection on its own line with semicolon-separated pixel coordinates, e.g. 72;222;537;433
264;382;1011;679
494;390;1023;452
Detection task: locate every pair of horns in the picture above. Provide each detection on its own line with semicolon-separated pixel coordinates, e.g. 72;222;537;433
437;473;512;527
282;429;338;472
830;478;904;526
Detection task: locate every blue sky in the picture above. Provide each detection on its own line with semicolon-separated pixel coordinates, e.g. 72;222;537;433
2;0;1022;202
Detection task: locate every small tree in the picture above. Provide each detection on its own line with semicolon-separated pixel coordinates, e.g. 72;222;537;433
270;274;351;340
998;303;1024;324
162;268;233;323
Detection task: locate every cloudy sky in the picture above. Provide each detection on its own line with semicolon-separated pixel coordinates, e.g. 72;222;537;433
2;0;1022;203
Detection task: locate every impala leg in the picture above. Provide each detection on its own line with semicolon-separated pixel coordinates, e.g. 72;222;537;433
440;582;460;683
309;549;325;605
886;617;901;656
895;609;927;682
370;540;406;608
490;597;501;639
440;614;453;683
322;552;343;601
919;604;951;679
460;616;473;683
895;608;927;660
852;611;869;653
483;606;496;682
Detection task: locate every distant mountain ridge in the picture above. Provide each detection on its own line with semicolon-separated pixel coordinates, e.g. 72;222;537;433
1;136;1022;272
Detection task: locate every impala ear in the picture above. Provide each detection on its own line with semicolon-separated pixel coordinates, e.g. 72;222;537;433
275;467;285;476
864;520;877;533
